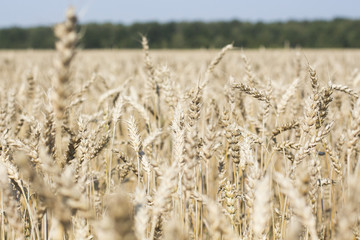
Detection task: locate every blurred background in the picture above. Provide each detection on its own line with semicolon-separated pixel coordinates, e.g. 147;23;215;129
0;0;359;49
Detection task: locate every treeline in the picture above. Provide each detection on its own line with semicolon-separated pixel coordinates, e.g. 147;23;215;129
1;18;360;49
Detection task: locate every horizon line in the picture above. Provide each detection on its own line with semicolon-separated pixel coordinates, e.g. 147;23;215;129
0;16;358;29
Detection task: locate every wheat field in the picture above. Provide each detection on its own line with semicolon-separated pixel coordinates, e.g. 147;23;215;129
0;8;360;240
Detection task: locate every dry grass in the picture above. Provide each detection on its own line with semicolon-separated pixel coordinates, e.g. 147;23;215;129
0;8;360;240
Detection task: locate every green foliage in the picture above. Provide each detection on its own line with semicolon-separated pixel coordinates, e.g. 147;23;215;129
1;19;360;49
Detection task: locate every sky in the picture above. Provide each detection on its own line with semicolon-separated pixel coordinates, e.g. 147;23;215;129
0;0;360;28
